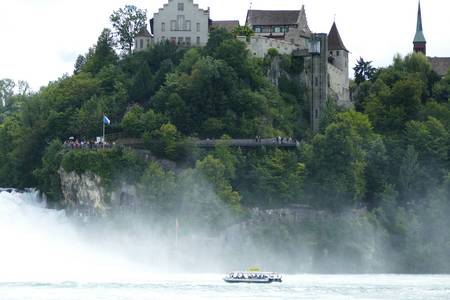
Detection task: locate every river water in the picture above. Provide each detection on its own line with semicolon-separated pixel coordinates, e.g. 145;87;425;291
1;274;450;300
1;190;449;299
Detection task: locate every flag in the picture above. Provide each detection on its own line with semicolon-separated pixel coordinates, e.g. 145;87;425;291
103;115;111;125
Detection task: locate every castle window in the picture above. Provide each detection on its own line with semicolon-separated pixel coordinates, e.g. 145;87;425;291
178;37;183;45
196;36;200;45
196;22;200;32
139;39;143;49
315;77;318;87
177;15;185;31
186;37;191;46
336;51;340;56
178;3;184;11
171;20;176;31
170;37;176;44
255;27;261;33
315;109;319;119
274;27;281;33
161;22;165;32
185;20;191;31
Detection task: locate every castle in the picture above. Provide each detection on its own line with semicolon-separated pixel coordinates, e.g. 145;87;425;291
134;0;351;132
243;6;351;131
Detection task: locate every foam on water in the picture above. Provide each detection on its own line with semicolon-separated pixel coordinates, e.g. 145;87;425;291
0;190;148;283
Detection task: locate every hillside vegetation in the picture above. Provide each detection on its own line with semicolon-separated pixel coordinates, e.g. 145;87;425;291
1;24;450;272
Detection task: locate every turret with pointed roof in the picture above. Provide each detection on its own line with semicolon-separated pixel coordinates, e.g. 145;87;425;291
328;21;348;52
327;21;349;72
327;21;351;109
413;1;426;54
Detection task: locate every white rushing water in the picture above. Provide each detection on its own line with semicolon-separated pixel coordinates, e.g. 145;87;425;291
1;190;450;300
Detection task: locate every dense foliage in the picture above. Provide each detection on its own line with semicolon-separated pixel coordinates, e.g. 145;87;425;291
1;13;450;272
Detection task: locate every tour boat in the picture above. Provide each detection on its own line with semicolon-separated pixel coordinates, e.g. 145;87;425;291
223;271;282;283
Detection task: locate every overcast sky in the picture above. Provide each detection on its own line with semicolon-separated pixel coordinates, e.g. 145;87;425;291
1;0;449;91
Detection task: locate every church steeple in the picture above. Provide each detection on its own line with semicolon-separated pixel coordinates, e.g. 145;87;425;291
413;1;426;55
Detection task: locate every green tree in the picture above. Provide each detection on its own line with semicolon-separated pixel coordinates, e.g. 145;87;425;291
110;5;147;55
195;155;241;211
204;27;234;55
0;79;15;109
33;140;64;203
251;149;306;206
432;70;450;101
398;145;422;203
145;123;185;161
138;161;177;214
353;57;376;85
306;111;384;209
232;25;254;41
71;96;103;138
83;29;118;75
121;104;145;137
73;55;86;75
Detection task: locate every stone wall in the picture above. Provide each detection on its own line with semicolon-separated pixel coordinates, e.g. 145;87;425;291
328;63;352;108
241;36;300;58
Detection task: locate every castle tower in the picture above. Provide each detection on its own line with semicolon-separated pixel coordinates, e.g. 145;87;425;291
327;22;351;108
328;22;349;72
413;1;426;55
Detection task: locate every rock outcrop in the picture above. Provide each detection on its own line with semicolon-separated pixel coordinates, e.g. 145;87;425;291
59;169;138;218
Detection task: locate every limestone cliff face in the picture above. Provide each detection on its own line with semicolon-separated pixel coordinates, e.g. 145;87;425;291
59;169;138;217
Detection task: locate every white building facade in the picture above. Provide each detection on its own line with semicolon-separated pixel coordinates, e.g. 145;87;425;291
151;0;210;47
134;27;153;52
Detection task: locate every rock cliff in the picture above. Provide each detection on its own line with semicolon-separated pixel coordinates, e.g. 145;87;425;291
59;169;138;218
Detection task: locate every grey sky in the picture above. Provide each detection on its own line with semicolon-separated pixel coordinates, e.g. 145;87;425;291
0;0;448;90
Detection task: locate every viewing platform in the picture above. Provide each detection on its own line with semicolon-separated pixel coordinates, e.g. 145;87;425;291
194;138;299;148
111;137;299;149
64;136;300;150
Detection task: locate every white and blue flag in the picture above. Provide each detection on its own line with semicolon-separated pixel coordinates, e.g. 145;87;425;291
103;115;111;125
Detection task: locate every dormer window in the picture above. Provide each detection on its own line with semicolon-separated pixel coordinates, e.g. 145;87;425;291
178;3;184;11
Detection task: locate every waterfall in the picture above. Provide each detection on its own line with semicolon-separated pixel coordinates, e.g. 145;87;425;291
0;190;147;283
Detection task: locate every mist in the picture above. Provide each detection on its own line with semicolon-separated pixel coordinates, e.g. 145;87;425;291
2;175;449;283
0;188;383;283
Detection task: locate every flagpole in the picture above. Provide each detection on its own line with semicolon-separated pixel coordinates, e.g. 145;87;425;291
102;117;105;147
175;218;178;250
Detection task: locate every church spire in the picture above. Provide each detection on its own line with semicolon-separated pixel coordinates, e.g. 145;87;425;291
413;1;426;54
